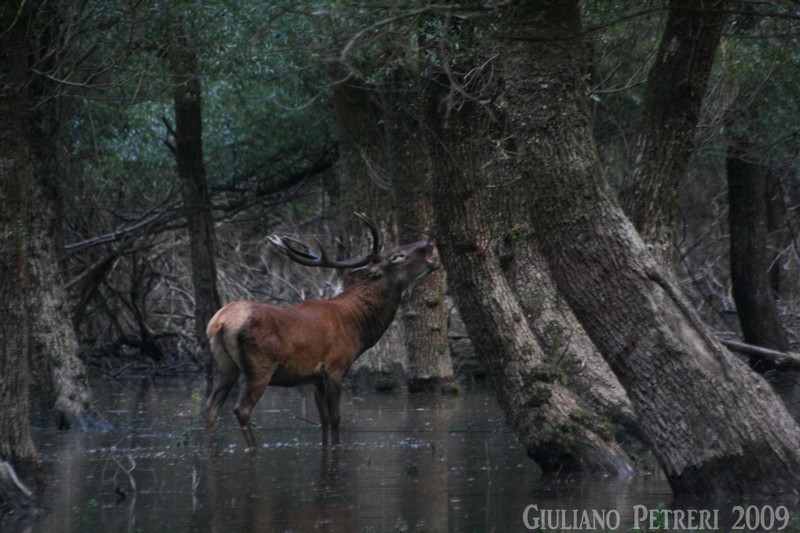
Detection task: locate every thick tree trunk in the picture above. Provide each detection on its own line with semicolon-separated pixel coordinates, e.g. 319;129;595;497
482;122;637;430
500;234;638;431
727;141;789;352
727;139;799;410
27;174;110;430
26;19;109;429
332;79;407;391
0;1;39;475
170;46;221;373
429;95;633;475
383;95;454;392
618;0;727;269
399;261;452;392
500;0;800;498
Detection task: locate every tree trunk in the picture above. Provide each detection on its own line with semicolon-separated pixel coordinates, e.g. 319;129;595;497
500;0;800;498
727;139;799;410
0;0;39;475
482;117;637;431
25;13;109;430
500;233;638;431
765;170;788;297
383;92;454;392
170;45;221;374
26;172;110;430
618;0;727;269
727;141;789;351
332;78;407;391
429;94;633;474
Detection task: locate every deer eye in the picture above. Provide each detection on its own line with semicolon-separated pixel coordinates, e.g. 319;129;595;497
390;252;406;263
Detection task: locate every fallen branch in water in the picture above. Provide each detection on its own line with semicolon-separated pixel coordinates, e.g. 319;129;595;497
720;339;800;370
0;460;38;518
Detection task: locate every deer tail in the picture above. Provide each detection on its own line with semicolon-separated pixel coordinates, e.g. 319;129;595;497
208;321;244;374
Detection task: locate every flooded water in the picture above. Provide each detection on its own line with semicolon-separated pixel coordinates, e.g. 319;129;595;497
17;377;795;531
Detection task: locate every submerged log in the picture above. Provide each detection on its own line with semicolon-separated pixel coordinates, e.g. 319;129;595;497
0;460;38;519
720;339;800;370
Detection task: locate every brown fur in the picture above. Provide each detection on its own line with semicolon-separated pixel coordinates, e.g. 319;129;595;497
203;239;437;448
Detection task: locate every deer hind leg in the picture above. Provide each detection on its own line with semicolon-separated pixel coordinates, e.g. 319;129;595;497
233;367;273;450
314;382;331;445
204;365;239;432
204;358;240;448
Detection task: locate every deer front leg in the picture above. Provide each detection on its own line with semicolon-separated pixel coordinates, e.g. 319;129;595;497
326;381;342;445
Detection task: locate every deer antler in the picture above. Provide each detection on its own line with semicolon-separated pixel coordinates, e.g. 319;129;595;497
269;212;383;269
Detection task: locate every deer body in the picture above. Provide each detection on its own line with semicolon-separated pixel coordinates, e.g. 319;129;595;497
203;214;437;448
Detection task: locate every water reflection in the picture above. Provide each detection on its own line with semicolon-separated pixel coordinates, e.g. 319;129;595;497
26;377;790;531
187;385;536;531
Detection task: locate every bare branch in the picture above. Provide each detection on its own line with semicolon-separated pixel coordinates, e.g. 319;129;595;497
721;339;800;370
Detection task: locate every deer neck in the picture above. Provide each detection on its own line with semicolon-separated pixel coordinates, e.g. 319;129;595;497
339;279;402;355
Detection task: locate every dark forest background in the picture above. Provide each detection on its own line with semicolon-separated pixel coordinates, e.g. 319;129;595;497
2;0;800;510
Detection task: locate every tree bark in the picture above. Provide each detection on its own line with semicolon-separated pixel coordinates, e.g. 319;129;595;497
499;233;638;431
332;78;407;391
25;11;109;430
0;0;39;475
429;93;633;474
727;139;799;410
727;141;788;351
383;92;454;392
618;0;727;269
482;116;637;430
27;172;110;430
170;44;221;374
500;0;800;498
765;170;788;297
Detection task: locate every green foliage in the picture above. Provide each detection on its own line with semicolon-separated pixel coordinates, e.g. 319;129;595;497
583;1;800;184
601;417;617;441
39;0;336;222
582;0;667;188
441;380;461;395
22;0;800;368
716;14;800;168
22;0;342;363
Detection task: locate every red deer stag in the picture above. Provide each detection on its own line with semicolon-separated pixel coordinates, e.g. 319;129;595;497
204;213;439;448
